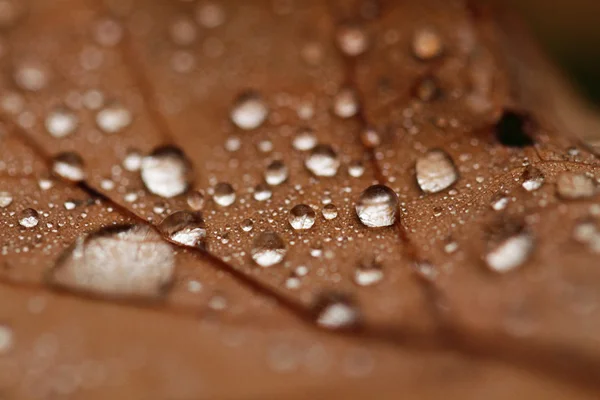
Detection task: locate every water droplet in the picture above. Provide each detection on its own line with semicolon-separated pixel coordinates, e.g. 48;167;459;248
292;127;317;151
241;219;254;232
140;146;191;198
360;126;381;148
354;258;383;286
522;167;544;192
230;91;268;130
253;183;272;201
556;172;596;200
313;293;361;330
491;193;509;211
14;61;49;92
50;224;174;299
159;211;206;248
348;160;365;177
52;152;85;182
225;135;241;152
213;182;236;207
415;150;458;193
356;185;398;228
251;231;287;267
486;233;533;273
195;2;226;28
305;144;340;177
322;204;338;220
412;27;443;60
0;191;13;208
186;190;205;211
265;160;288;186
169;16;197;46
333;87;359;118
0;324;13;355
336;24;369;56
93;18;123;47
45;107;78;138
289;204;316;230
414;76;439;101
18;208;39;228
96;103;132;134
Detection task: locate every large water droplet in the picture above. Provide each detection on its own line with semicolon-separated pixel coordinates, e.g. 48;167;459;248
522;166;544;192
18;208;39;228
159;211;206;249
356;185;398;228
335;24;369;56
415;150;457;193
313;293;361;330
50;224;174;299
96;103;132;134
141;146;192;198
305;144;340;177
265;160;288;186
52;152;85;182
556;172;596;200
322;204;338;220
354;257;383;286
333;87;359;119
253;183;272;201
251;231;287;267
0;191;13;208
230;91;268;130
289;204;316;230
412;27;443;60
213;182;236;207
486;233;533;273
292;127;317;151
45;107;78;138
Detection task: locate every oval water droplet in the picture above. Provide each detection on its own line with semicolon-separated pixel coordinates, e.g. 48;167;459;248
52;152;85;182
241;218;254;232
491;193;510;211
354;257;383;286
96;102;132;134
186;190;205;211
412;27;443;60
0;324;13;355
213;182;236;207
333;87;359;119
360;126;381;149
0;191;13;208
521;166;544;192
50;224;174;299
305;144;340;177
356;185;398;228
14;61;49;92
348;160;365;178
313;293;361;331
18;208;39;228
141;146;192;198
253;183;272;201
45;107;78;138
335;24;369;56
230;91;268;130
415;149;457;193
486;233;533;273
123;149;143;171
289;204;316;230
195;1;226;28
251;231;287;267
265;160;288;186
292;127;317;151
159;211;206;249
322;204;338;220
556;172;596;200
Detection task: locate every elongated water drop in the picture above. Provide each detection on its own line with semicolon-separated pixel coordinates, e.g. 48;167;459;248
159;211;206;248
52;152;85;182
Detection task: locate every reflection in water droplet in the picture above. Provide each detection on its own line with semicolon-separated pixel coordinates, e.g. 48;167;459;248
348;160;365;178
412;27;443;60
486;233;533;273
354;258;383;286
556;172;596;200
18;208;39;228
322;204;338;220
289;204;316;230
415;150;457;193
0;191;13;208
356;185;398;228
314;293;361;330
522;166;544;192
45;107;78;138
96;103;132;134
52;152;85;182
230;91;268;130
50;224;174;299
0;324;13;355
241;218;254;232
305;144;340;177
265;160;288;186
253;183;272;201
333;87;359;118
251;231;287;267
213;182;236;206
186;190;205;211
292;127;317;151
336;24;369;56
141;146;192;198
159;211;206;248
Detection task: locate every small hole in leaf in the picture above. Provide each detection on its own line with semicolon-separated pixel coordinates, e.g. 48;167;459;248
495;111;534;147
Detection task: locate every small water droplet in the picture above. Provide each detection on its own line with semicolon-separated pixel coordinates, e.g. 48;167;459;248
556;172;596;200
96;103;132;134
251;231;287;267
45;107;78;138
18;208;39;228
522;167;544;191
0;191;13;208
253;183;272;201
491;193;509;211
230;91;268;130
360;126;380;148
354;257;383;286
93;18;123;47
322;204;338;220
289;204;316;230
305;144;340;177
141;146;192;198
292;127;317;151
348;160;365;178
336;24;369;56
123;149;143;171
224;135;241;152
486;233;533;273
412;27;443;60
186;190;205;211
313;293;361;330
195;1;226;28
333;87;359;119
356;185;398;227
415;149;457;193
50;224;174;299
159;211;206;248
213;182;236;206
0;324;13;355
52;152;85;182
14;61;49;92
241;218;254;232
169;16;197;46
265;160;288;186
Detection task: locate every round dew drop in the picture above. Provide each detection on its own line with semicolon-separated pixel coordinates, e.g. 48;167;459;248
251;231;287;267
355;185;399;228
289;204;316;230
